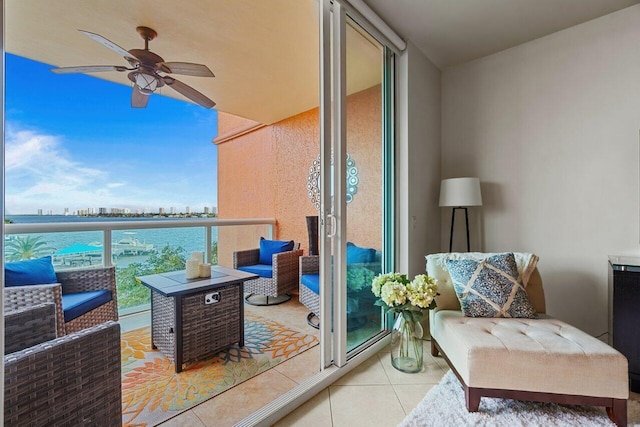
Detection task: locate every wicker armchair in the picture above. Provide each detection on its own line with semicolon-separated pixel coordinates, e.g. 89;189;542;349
4;304;121;426
234;243;303;305
299;249;382;329
299;255;321;327
4;266;118;336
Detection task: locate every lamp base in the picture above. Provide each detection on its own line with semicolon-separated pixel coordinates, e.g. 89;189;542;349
449;207;471;252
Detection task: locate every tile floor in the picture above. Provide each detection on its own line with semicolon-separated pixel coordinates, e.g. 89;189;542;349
121;294;445;427
122;302;640;427
274;341;447;427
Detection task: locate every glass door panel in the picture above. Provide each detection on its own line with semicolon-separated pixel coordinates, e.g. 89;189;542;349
344;19;386;352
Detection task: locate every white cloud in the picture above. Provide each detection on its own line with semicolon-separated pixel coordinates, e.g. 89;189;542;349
6;127;128;214
5;125;217;215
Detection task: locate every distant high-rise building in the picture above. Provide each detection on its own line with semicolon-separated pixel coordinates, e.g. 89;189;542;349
185;206;191;214
159;207;166;215
170;206;176;214
64;208;70;216
37;209;43;215
204;207;210;214
99;207;108;215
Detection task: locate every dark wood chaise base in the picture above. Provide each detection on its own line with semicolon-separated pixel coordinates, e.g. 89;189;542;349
431;339;628;427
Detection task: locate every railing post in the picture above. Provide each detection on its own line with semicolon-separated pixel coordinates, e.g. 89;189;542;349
205;225;212;264
104;229;113;267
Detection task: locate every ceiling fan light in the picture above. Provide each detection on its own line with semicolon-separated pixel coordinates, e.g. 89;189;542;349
134;72;158;93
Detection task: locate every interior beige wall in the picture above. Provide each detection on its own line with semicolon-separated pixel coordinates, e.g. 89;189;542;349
441;5;640;335
398;41;442;278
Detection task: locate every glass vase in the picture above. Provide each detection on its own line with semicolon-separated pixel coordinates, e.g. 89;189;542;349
390;311;424;373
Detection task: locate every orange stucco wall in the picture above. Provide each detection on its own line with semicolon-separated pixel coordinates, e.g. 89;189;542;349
216;85;382;267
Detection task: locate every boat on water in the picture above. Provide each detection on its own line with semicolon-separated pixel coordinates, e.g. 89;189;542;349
86;234;155;256
111;237;155;256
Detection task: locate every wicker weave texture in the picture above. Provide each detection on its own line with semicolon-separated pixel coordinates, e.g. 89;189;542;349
4;284;65;337
151;291;176;360
57;266;119;332
4;303;57;354
235;248;304;298
65;300;119;334
300;255;319;275
182;284;241;362
3;266;119;337
151;285;242;369
300;283;320;316
299;255;320;315
233;248;260;267
4;321;121;427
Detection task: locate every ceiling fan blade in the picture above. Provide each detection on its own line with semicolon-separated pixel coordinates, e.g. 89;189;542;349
163;76;216;109
79;30;139;62
51;65;128;74
158;62;215;77
131;86;150;108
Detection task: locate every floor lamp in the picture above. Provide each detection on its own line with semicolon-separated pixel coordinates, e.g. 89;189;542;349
439;177;483;252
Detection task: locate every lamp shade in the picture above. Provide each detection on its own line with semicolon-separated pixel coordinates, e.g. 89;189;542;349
439;177;483;207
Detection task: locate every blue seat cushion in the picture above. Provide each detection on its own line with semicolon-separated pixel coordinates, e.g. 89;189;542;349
238;264;273;278
259;237;294;265
346;242;376;264
4;256;57;287
301;274;319;295
62;290;112;322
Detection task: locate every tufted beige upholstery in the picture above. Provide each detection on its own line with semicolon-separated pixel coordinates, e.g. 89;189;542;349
426;253;628;426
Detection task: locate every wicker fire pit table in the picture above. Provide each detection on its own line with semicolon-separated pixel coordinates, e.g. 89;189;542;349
137;265;258;373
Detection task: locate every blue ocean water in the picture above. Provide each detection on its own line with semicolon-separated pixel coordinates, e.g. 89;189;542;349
5;215;218;263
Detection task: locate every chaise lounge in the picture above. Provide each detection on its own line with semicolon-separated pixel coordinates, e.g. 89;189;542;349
426;252;628;426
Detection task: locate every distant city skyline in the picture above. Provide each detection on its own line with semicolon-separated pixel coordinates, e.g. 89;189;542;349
29;205;218;216
5;53;219;215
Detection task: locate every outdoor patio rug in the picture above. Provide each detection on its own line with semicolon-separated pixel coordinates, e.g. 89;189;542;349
121;312;318;426
400;370;640;427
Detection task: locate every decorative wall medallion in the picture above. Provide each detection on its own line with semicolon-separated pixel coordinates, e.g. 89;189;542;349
307;153;359;211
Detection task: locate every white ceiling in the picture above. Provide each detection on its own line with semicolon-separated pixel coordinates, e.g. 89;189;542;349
6;0;638;124
364;0;640;68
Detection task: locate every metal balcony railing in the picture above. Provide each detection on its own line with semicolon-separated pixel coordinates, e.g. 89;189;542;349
4;217;275;313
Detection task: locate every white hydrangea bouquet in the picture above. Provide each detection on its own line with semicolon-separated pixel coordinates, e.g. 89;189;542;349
372;273;438;372
371;273;438;321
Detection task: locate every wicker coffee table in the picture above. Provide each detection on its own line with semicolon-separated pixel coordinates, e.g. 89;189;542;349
137;265;258;373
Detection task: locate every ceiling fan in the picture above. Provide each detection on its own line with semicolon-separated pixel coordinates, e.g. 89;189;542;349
51;26;216;109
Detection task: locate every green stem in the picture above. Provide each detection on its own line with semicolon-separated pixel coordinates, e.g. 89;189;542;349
399;317;421;362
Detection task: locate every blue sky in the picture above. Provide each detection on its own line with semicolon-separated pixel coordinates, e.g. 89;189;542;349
5;53;218;215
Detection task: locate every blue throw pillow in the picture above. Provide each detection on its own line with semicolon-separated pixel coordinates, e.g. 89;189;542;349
5;256;58;287
259;237;294;265
346;242;376;264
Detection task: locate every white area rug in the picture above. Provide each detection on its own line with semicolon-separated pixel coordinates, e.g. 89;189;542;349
400;370;640;427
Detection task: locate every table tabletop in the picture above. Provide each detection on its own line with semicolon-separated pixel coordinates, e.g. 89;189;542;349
137;264;258;297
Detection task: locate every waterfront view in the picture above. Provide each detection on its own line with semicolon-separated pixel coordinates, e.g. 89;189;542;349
5;214;217;261
3;215;276;313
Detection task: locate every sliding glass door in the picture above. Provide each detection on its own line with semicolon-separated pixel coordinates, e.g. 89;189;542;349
319;0;395;366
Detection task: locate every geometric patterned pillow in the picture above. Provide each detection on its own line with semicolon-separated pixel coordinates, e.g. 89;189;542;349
445;253;538;318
